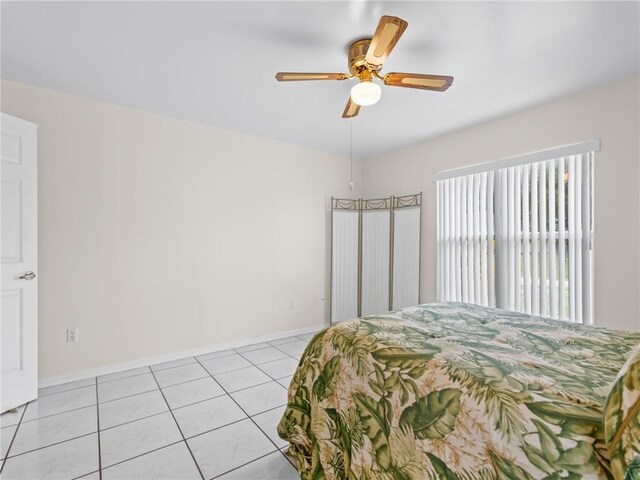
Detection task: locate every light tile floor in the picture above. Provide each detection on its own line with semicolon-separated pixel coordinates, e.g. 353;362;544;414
0;334;313;480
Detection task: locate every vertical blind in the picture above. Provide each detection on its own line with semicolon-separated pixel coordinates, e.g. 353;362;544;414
437;147;594;323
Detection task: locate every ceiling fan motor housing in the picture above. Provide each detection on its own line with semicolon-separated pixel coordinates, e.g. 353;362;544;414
348;39;372;75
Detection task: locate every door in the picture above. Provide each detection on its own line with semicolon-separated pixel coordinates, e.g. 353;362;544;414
1;113;37;413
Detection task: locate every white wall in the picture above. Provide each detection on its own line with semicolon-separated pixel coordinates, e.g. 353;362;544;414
1;80;362;380
363;75;640;331
3;75;638;382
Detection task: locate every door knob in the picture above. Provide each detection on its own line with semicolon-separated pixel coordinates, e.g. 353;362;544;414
19;271;36;281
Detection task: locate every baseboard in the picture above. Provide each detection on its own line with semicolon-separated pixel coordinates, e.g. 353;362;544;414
38;323;326;389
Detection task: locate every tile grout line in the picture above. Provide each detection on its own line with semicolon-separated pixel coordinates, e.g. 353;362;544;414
182;417;247;442
38;381;100;398
96;366;151;386
101;407;259;443
236;344;302;388
105;408;268;446
98;388;160;406
148;368;206;480
18;402;98;425
193;356;292;477
169;377;272;399
166;377;270;409
234;351;290;385
0;403;28;474
103;410;254;446
193;350;241;362
5;431;97;461
270;338;305;357
249;402;288;417
95;378;103;480
255;360;298;382
99;410;168;434
210;449;280;479
155;374;210;390
233;344;272;354
153;364;232;387
98;440;184;475
266;337;303;347
231;350;298;468
38;366;155;399
232;351;290;365
270;343;305;361
200;360;281;379
236;348;300;384
149;359;197;372
71;469;100;480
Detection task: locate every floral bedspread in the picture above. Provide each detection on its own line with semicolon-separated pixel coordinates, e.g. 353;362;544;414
277;302;640;480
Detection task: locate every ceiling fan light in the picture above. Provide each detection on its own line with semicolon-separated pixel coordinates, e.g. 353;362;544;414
350;80;381;106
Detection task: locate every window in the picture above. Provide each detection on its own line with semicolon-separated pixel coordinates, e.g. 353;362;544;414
436;142;596;323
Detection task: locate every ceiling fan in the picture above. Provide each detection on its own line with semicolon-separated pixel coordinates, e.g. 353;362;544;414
275;15;454;118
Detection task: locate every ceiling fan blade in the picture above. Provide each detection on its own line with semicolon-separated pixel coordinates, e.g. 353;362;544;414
364;16;408;69
342;97;360;118
383;73;454;91
275;72;349;82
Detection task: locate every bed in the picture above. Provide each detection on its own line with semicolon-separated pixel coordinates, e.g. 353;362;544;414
277;302;640;480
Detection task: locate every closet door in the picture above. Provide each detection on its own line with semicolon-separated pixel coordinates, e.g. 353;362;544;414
360;206;390;316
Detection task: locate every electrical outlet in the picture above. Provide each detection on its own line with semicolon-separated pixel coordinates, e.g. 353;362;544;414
289;301;295;311
67;328;79;343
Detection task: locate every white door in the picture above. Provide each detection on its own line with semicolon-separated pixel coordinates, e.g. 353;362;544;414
1;113;38;413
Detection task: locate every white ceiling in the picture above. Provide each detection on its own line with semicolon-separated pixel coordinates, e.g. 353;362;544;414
2;1;639;157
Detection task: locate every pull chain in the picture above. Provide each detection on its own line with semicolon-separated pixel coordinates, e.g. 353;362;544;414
349;120;355;191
